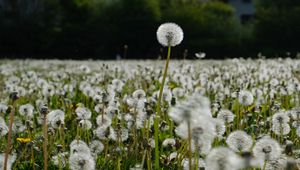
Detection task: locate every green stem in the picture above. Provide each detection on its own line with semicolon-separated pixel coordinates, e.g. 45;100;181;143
154;116;160;170
156;46;171;118
154;46;172;170
187;122;192;170
4;100;16;170
262;160;267;170
43;114;48;170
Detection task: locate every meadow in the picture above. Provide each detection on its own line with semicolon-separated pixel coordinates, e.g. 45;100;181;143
0;58;300;170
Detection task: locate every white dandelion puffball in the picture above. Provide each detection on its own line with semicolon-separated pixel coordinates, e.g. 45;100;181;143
238;90;254;106
157;22;183;47
253;137;281;161
226;130;253;152
205;147;243;170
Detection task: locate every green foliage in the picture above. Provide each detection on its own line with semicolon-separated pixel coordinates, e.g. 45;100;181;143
92;0;162;58
254;0;300;56
1;0;298;58
162;1;241;57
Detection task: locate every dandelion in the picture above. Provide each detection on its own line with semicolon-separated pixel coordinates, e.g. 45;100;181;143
168;94;212;123
96;114;112;128
226;130;253;152
214;118;226;138
157;23;183;47
172;87;185;98
162;138;176;147
272;123;290;135
0;117;8;136
195;52;206;59
182;158;206;170
253;137;281;161
127;89;146;109
42;84;55;97
79;120;92;130
155;23;183;168
19;104;35;119
70;140;91;155
47;109;65;129
94;104;103;114
272;111;290;125
111;79;124;93
75;106;92;120
205;147;243;170
217;109;235;123
264;156;287;170
109;127;129;142
12;117;26;133
0;103;8;113
175;116;216;156
168;152;178;161
94;126;108;140
52;152;68;168
290;108;300;120
89;140;104;158
238;90;254;106
16;137;32;144
69;153;95;170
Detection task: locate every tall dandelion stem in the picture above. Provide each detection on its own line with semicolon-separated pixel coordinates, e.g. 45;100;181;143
41;106;49;170
4;92;18;170
154;46;171;170
155;22;183;170
156;45;171;117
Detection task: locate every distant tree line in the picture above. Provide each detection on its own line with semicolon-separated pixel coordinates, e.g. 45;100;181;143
0;0;299;59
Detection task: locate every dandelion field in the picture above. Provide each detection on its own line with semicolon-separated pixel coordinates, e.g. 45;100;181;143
0;58;300;170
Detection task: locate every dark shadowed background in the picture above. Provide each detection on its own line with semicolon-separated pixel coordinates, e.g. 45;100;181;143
0;0;299;59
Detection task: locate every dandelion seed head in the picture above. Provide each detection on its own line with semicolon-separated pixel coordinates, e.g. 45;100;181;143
69;153;95;170
157;22;183;47
70;140;91;155
12;117;26;133
264;156;287;170
89;140;104;158
272;111;290;125
109;127;129;142
47;109;65;129
52;152;68;167
175;116;216;143
213;118;226;138
162;138;176;147
79;119;92;130
0;117;8;136
19;103;35;119
75;107;92;120
132;89;146;99
0;103;8;113
206;147;242;170
96;114;112;128
182;158;206;170
253;137;281;161
94;126;108;140
238;90;254;106
271;123;290;135
217;109;234;123
226;130;253;152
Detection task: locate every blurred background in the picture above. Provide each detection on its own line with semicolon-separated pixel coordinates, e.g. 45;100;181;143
0;0;299;59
